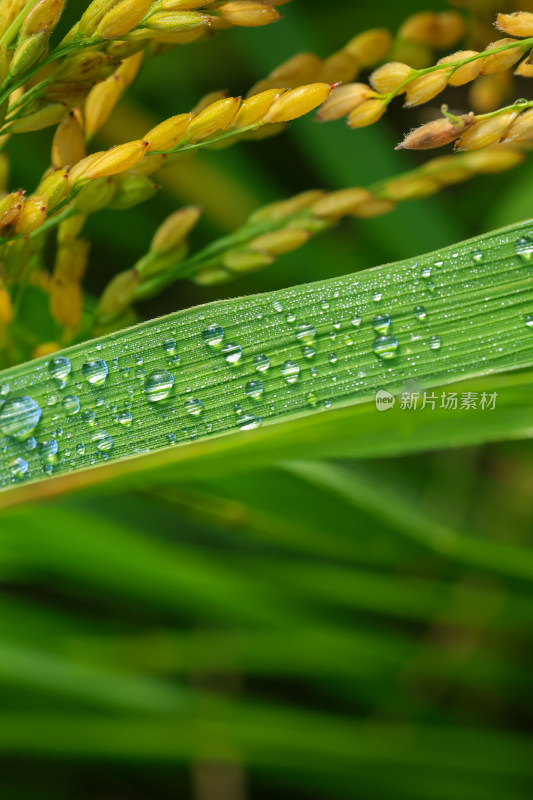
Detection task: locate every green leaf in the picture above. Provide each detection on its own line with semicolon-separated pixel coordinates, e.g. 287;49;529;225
1;219;533;503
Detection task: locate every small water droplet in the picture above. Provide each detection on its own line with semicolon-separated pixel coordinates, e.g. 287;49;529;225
245;379;263;400
0;383;9;396
321;301;330;311
48;356;71;382
272;300;283;313
286;312;296;324
0;396;42;438
144;370;174;402
306;391;318;407
234;403;243;415
117;410;133;426
295;323;316;345
239;414;262;430
162;339;178;355
120;367;130;378
82;409;97;426
328;352;338;364
515;236;533;263
9;456;28;477
281;361;300;384
372;292;382;302
351;316;361;328
253;354;270;373
76;443;86;455
372;313;391;334
343;334;354;346
471;249;483;263
525;314;533;329
373;335;399;360
413;305;427;321
167;433;177;444
82;359;108;386
25;437;37;451
40;439;58;461
429;335;441;350
421;266;432;279
62;395;80;415
92;430;114;452
202;324;225;347
302;345;315;359
222;342;242;364
185;397;203;416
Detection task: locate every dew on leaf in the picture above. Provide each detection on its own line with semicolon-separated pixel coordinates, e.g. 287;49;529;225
62;395;80;415
239;413;262;430
48;356;71;382
222;342;242;364
202;324;224;347
144;370;174;402
429;335;442;350
82;359;109;386
92;430;114;452
281;361;300;384
0;396;42;438
372;335;399;360
185;397;203;416
295;323;316;345
253;354;270;373
245;379;263;400
515;236;533;263
9;456;29;477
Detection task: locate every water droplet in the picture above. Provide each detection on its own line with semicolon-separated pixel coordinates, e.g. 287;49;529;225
245;379;264;400
76;443;85;455
120;367;130;378
272;300;283;313
48;356;71;382
9;456;28;477
372;292;382;302
82;409;97;426
202;324;224;347
25;437;37;451
222;342;242;364
321;301;330;311
0;383;9;396
40;439;58;461
471;249;483;263
372;314;391;334
302;345;315;359
253;354;270;373
0;396;42;438
167;433;177;444
343;334;354;346
295;323;316;345
310;367;318;378
239;414;262;430
92;430;114;452
421;266;432;279
525;314;533;329
286;312;296;324
351;316;361;328
185;397;203;416
234;402;243;415
372;335;399;360
170;354;181;367
117;410;133;426
324;399;332;409
328;352;338;364
82;359;108;386
413;305;427;321
162;339;178;355
62;395;80;415
515;236;533;263
306;391;318;407
281;361;300;384
144;370;174;402
429;335;441;350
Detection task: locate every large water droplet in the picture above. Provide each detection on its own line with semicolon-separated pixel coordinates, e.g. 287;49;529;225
525;314;533;329
302;345;315;359
185;398;203;416
471;249;483;264
295;323;316;345
0;396;42;438
272;300;283;313
222;342;242;364
372;314;391;334
76;443;86;455
281;361;300;384
49;356;71;382
202;324;224;347
82;409;97;426
9;456;29;477
372;335;399;360
82;359;108;386
245;379;263;400
144;370;174;402
117;410;133;426
62;395;80;415
253;354;270;372
413;305;427;321
328;352;338;364
429;335;441;350
162;339;178;355
515;236;533;263
92;430;114;452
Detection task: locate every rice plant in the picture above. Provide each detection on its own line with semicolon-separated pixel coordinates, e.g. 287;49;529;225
0;1;532;798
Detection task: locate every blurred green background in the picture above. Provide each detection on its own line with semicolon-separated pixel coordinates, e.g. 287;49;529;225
2;1;533;798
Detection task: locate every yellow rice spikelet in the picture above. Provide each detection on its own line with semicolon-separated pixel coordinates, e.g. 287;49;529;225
186;96;241;141
268;52;322;86
6;103;66;133
312;188;372;218
250;190;324;223
52;110;86;167
480;39;525;75
316;83;377;122
404;70;449;107
232;89;281;127
502;108;533;142
14;195;47;235
84;75;121;140
249;227;310;255
21;0;66;36
151;206;201;253
144;113;193;152
145;10;212;31
456;111;519;151
319;51;359;85
384;175;440;200
218;1;281;27
495;12;533;38
262;83;333;123
33;341;61;358
438;51;482;86
83;140;148;179
97;0;152;38
347;98;386;128
369;62;413;94
344;29;392;67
